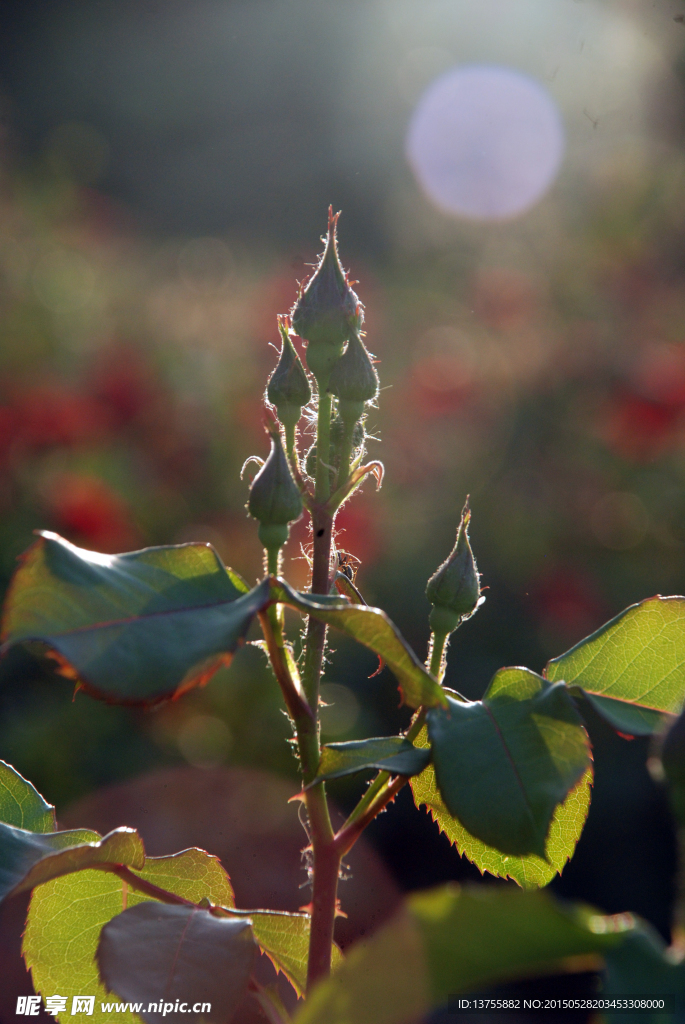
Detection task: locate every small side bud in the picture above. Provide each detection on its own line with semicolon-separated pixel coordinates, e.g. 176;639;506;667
290;208;363;384
248;429;303;555
267;320;312;431
328;332;379;426
426;499;482;636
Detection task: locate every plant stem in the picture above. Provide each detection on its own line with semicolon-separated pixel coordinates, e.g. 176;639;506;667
429;629;449;682
294;385;343;991
336;707;428;851
333;627;449;852
284;423;296;462
267;548;280;576
299;501;340;989
335;417;357;491
315;387;333;501
258;609;312;725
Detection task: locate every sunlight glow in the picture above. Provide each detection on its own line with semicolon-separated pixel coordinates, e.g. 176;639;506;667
405;65;565;220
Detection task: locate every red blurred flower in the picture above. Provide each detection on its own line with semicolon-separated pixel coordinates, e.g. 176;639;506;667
12;382;107;449
44;473;140;553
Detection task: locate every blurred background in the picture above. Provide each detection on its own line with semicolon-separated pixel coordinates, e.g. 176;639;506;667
1;0;685;1009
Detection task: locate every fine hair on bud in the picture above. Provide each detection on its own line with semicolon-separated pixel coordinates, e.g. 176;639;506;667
290;208;363;382
328;332;379;426
426;498;483;636
267;319;311;431
248;429;303;553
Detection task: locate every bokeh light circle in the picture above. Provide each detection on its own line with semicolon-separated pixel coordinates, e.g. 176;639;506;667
406;65;565;220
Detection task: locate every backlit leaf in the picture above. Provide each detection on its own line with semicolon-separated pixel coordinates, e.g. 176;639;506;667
426;672;590;857
136;848;235;909
97;903;256;1024
0;760;55;832
1;532;268;705
603;928;685;1023
309;737;431;788
411;726;592;888
295;884;631;1024
24;847;237;1022
243;909;343;998
0;823;142;903
575;691;670;737
272;580;446;709
546;596;685;731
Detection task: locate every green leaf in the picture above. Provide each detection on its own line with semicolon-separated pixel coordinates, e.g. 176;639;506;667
1;532;269;705
308;737;431;788
272;580;446;709
0;760;55;832
136;848;236;909
24;848;237;1022
294;884;632;1024
575;691;670;737
411;723;592;887
545;596;685;730
603;929;685;1023
233;909;344;999
426;672;590;858
96;903;256;1024
0;823;143;903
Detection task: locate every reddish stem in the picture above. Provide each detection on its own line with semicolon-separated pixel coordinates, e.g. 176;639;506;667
335;775;408;857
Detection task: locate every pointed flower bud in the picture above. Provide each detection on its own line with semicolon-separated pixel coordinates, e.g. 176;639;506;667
290;208;363;384
267;320;311;431
328;332;379;426
248;429;303;553
426;499;482;636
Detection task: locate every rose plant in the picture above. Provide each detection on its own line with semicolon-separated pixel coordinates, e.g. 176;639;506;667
1;211;685;1023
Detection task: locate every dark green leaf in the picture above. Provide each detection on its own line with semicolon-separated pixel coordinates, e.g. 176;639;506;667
0;760;55;832
309;737;431;787
411;723;592;887
546;596;685;729
427;673;590;858
24;848;237;1020
272;580;446;709
603;929;685;1023
574;691;670;737
0;823;143;903
97;903;256;1024
295;884;632;1024
1;532;269;704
